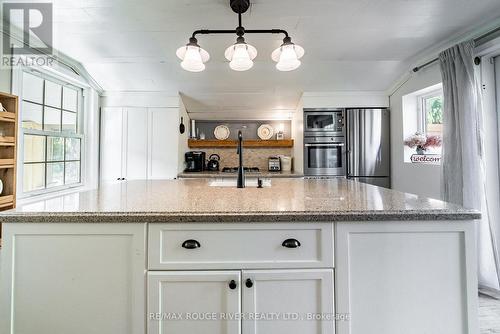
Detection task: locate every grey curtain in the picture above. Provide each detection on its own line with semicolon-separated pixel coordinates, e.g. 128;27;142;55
440;40;500;294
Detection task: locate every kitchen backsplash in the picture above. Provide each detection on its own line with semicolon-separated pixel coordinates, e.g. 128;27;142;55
203;147;293;171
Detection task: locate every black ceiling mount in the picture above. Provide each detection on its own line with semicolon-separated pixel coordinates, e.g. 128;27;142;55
230;0;250;14
187;0;289;42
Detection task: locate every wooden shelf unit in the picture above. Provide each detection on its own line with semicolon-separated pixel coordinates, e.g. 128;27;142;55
188;139;294;148
0;91;18;214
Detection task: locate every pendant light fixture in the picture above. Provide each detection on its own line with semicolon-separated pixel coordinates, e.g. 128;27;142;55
176;37;210;72
177;0;304;72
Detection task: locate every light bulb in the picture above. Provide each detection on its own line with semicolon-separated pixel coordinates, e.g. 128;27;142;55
176;38;210;72
180;46;205;72
225;38;257;72
271;38;304;72
230;44;253;71
276;44;301;71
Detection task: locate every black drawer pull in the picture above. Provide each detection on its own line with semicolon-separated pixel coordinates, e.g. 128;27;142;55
229;280;237;290
181;239;201;249
245;278;253;288
282;238;301;248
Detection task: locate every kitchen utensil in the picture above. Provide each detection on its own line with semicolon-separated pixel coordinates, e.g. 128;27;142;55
0;103;6;112
214;125;230;140
258;124;274;140
0;179;3;194
190;119;197;138
207;154;220;171
179;117;185;134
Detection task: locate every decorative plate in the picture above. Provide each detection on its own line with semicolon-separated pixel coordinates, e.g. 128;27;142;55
257;124;274;140
214;125;230;140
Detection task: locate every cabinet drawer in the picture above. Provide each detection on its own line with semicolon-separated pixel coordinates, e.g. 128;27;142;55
148;223;334;270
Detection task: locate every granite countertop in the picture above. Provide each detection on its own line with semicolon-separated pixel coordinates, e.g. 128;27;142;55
178;171;304;178
0;179;480;223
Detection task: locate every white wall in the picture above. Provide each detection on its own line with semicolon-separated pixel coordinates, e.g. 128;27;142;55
302;91;389;108
291;97;304;174
0;68;11;93
178;98;190;174
389;64;442;199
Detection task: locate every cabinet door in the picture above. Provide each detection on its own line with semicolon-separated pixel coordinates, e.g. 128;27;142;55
0;223;146;334
148;108;178;179
125;107;148;179
101;107;124;181
148;271;241;334
242;269;334;334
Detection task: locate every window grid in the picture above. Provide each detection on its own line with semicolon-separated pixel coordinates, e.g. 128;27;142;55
21;72;83;194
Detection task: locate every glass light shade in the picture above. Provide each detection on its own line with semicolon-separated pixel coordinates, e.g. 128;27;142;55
225;42;257;72
271;43;304;72
176;45;210;72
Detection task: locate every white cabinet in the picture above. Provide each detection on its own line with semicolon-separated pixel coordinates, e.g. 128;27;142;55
101;107;125;181
0;223;146;334
147;269;334;334
242;269;335;334
101;107;179;182
148;271;241;334
126;107;148;179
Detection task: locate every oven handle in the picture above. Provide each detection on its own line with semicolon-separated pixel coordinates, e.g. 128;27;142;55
304;143;345;147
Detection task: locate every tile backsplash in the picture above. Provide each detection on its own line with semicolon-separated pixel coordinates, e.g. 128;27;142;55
203;148;293;171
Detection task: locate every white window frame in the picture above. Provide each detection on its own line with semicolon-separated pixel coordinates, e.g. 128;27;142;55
416;88;444;135
12;66;89;199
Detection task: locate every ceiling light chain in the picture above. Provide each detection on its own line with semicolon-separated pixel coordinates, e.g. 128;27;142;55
176;0;304;72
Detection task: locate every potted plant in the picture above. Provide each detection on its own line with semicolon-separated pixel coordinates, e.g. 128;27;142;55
404;132;442;154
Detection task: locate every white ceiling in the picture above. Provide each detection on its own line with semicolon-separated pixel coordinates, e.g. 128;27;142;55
48;0;500;116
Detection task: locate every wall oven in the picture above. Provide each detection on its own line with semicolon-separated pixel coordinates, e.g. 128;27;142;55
304;108;345;136
304;136;346;176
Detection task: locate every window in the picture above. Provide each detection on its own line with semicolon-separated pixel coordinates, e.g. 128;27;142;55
21;71;83;194
402;83;443;164
418;89;444;139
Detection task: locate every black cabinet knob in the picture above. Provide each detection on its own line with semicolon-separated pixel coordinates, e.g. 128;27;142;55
245;278;253;288
181;239;201;249
229;280;237;290
282;238;301;248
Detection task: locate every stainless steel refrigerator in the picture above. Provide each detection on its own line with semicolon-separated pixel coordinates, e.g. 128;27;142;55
346;108;391;188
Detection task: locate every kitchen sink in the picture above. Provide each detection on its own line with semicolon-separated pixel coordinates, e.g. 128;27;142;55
208;178;271;188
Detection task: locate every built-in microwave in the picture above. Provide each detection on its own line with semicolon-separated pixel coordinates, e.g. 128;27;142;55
304;109;345;136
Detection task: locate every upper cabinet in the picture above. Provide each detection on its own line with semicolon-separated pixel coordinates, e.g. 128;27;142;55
101;107;179;182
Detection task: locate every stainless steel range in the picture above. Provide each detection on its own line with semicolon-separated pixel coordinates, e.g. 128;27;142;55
304;109;346;176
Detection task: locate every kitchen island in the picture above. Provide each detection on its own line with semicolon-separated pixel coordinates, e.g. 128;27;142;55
0;179;480;334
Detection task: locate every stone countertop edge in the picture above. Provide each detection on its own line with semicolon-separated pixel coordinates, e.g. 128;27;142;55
177;172;304;178
0;210;481;223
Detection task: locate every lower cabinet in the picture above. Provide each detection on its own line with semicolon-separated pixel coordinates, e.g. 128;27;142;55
148;269;334;334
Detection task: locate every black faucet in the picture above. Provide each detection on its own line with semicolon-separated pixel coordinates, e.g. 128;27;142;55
237;130;245;188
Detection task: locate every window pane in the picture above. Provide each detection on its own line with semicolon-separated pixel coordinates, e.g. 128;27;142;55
22;101;43;130
65;161;80;184
63;87;78;111
47;137;64;161
22;72;43;103
44;80;62;108
62;111;77;133
44;107;61;131
23;163;45;192
65;137;81;160
47;162;64;188
24;135;45;162
425;95;443;137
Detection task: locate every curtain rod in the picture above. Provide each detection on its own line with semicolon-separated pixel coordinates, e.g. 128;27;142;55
412;25;500;72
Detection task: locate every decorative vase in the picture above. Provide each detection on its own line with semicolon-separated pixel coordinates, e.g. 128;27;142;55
416;145;426;155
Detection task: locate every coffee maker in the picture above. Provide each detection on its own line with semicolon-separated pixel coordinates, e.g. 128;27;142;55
184;151;206;172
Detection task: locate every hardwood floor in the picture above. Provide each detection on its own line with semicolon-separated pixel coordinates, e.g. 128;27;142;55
480;294;500;333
